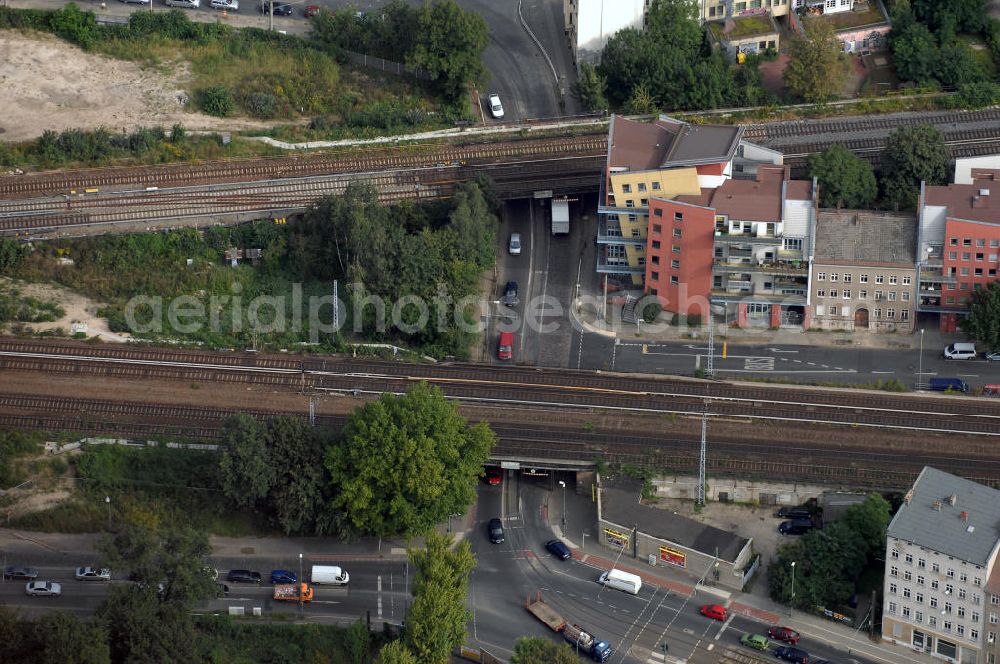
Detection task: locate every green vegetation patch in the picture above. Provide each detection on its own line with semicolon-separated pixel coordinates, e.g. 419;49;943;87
0;285;64;324
0;430;44;488
710;15;775;40
195;616;384;664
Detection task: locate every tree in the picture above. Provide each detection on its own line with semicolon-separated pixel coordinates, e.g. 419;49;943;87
961;282;1000;351
33;613;111;664
265;416;331;535
326;383;495;537
98;585;197;664
572;63;608;112
783;18;849;102
808;145;878;209
880;124;951;210
100;522;217;608
218;414;274;509
890;19;940;85
510;637;579;664
769;494;892;610
404;533;476;664
406;0;488;102
377;641;420;664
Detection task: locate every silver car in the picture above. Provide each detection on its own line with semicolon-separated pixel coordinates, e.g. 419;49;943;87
508;233;522;255
75;566;111;581
210;0;239;10
26;581;61;597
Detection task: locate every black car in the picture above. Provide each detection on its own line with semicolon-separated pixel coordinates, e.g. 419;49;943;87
488;518;505;544
774;645;810;663
501;280;519;306
3;565;39;580
779;519;814;535
226;569;262;584
260;1;293;14
776;507;812;519
545;539;571;560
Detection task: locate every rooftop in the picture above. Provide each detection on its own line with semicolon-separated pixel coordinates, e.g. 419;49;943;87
601;483;749;563
608;114;743;173
671;165;811;222
813;210;917;266
924;180;1000;225
887;467;1000;568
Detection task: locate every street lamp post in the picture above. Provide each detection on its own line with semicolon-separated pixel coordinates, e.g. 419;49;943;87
298;553;304;615
790;561;796;614
918;328;925;385
105;496;111;531
558;480;567;527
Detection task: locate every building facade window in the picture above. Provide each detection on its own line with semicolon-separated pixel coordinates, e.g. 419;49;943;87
817;272;826;280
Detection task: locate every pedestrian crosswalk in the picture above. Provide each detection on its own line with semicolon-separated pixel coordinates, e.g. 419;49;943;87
645;649;684;664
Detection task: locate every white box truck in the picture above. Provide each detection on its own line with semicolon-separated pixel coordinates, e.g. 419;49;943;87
311;565;349;585
598;569;641;595
552;199;569;235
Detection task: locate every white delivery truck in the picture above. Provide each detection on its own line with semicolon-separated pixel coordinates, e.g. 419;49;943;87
598;568;642;595
551;199;569;235
311;565;349;585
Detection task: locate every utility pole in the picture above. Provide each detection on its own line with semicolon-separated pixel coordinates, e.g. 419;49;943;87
308;398;315;426
706;311;715;378
333;280;339;330
697;399;708;506
268;1;274;31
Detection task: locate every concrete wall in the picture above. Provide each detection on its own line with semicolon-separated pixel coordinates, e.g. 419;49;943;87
649;474;840;506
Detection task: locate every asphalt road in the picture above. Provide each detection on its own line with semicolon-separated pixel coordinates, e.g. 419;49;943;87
567;336;1000;389
0;555;409;623
469;472;875;664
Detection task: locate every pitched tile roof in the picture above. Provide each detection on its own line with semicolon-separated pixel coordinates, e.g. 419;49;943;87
924;180;1000;225
608;115;743;172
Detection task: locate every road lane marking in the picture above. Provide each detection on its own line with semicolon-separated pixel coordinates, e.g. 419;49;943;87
377;575;382;618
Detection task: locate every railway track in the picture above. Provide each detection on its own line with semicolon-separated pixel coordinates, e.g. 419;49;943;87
0;338;997;437
0;134;608;200
3;392;999;487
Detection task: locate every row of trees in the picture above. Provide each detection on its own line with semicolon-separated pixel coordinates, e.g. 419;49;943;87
308;0;487;103
808;123;951;211
768;494;891;610
219;383;496;538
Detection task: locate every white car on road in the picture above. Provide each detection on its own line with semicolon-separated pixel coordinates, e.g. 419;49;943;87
488;93;504;119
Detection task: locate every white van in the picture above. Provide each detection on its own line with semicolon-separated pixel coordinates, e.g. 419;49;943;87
311;565;349;585
598;569;641;595
944;342;977;360
165;0;200;7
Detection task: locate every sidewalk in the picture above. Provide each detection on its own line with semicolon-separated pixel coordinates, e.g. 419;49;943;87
571;295;962;352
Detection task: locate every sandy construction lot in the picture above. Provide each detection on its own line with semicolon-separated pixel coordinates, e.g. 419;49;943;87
0;31;270;142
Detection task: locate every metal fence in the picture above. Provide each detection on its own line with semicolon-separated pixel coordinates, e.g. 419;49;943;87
340;50;431;82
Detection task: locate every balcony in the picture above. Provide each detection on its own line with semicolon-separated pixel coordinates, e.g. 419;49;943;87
919;270;956;285
597;254;644;275
597;218;644;245
713;260;807;275
713;232;784;246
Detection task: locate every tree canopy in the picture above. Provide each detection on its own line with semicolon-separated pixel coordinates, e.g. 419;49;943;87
326;383;495;537
783;18;849;103
769;494;891;609
961;282;1000;351
218;414;331;534
808;145;878;209
403;533;476;664
0;609;110;664
888;7;986;88
597;0;771;111
879;124;951;210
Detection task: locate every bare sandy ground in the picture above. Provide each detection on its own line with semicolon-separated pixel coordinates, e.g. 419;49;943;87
0;31;272;142
1;277;128;341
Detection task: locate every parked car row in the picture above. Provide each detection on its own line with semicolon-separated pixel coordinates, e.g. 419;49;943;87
119;0;331;15
226;566;349;585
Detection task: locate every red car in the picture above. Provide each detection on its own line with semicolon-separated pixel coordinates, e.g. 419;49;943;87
700;604;727;621
484;467;502;485
303;4;320;17
768;626;801;644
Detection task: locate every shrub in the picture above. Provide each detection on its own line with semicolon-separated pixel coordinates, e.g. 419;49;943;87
200;86;235;117
244;92;278;119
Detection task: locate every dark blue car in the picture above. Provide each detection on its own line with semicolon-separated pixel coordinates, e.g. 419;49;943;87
545;539;571;560
270;569;297;584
